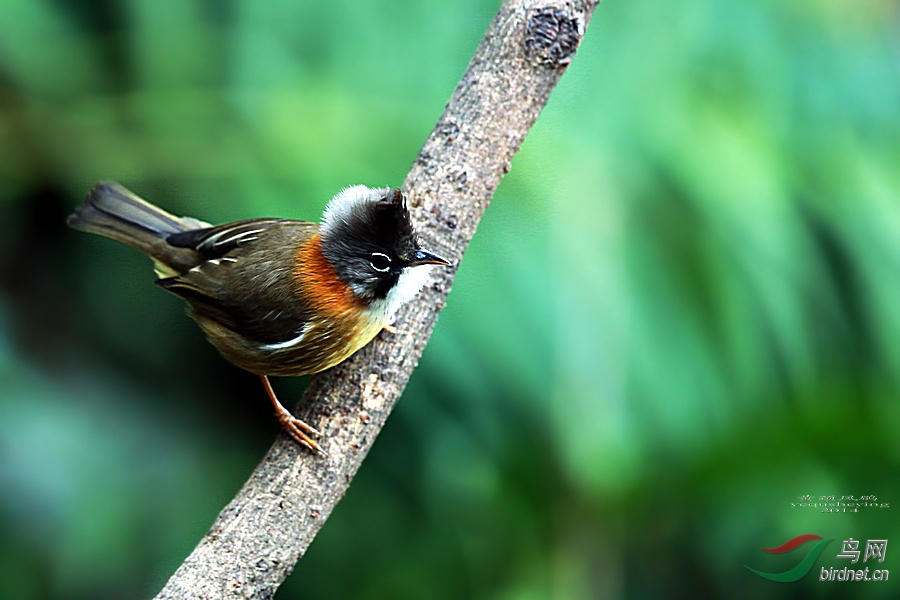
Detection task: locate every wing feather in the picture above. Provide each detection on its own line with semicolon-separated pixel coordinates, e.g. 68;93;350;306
158;220;319;345
167;219;289;258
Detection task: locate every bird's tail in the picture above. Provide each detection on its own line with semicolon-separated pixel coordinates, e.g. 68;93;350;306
67;181;209;276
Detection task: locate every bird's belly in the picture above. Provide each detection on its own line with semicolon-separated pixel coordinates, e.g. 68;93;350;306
195;311;387;377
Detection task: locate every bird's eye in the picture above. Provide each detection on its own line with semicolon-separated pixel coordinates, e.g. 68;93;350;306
369;252;392;272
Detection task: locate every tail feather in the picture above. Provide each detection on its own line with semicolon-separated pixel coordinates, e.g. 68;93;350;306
67;182;209;275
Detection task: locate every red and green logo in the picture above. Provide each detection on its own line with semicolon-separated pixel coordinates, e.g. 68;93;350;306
745;534;834;582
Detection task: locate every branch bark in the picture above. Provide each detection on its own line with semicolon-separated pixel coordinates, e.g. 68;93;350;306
154;1;600;597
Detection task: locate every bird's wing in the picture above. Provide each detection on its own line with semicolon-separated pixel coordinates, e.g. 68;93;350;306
158;220;320;345
166;218;290;258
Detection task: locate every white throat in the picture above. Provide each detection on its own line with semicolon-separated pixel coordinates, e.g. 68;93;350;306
366;265;433;323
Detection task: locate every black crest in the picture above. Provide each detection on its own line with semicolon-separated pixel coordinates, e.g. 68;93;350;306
319;186;420;300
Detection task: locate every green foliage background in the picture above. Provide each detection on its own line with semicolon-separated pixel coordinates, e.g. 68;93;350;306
1;0;898;598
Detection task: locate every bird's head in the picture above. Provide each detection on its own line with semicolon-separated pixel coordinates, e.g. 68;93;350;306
319;186;450;312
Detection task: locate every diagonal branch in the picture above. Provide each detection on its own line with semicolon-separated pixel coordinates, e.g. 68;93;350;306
154;1;600;597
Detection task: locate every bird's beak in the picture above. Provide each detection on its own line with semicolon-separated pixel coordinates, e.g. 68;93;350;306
410;248;452;267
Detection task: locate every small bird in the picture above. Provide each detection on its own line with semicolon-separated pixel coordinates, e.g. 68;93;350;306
67;182;450;455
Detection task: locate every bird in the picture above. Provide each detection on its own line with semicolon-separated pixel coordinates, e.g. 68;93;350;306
67;182;450;455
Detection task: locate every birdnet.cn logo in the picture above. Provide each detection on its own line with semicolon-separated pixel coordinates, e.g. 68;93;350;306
744;534;889;583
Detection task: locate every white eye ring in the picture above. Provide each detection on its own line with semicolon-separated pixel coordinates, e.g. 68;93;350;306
370;252;391;272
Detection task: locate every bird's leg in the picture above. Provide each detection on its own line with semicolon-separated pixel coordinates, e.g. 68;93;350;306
260;375;327;456
382;317;405;335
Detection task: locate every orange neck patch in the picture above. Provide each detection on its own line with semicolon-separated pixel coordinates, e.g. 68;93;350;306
294;233;366;319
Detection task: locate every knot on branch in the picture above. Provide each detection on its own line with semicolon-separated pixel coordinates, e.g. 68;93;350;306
524;7;584;67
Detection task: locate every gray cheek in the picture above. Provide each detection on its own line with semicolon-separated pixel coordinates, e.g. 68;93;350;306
338;260;374;284
349;281;372;299
348;271;382;300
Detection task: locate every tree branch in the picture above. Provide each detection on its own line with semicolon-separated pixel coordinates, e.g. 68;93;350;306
154;1;600;597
